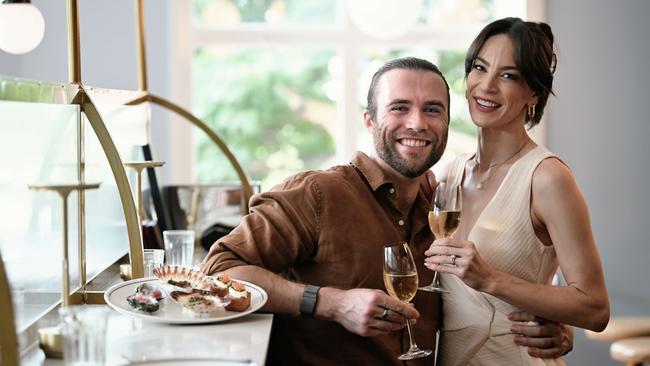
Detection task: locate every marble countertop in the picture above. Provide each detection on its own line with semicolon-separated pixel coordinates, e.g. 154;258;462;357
26;310;273;366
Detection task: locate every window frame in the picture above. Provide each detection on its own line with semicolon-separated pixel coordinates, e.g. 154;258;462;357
169;0;546;183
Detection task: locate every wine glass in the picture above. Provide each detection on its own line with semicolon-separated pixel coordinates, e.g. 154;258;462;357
418;182;462;293
384;242;433;360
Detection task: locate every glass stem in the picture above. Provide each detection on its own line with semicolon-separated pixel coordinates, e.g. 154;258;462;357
405;320;420;351
432;270;440;286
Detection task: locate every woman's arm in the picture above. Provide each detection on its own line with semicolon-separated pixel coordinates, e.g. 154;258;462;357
425;158;610;331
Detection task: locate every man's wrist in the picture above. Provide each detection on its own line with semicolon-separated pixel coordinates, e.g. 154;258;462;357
299;285;321;318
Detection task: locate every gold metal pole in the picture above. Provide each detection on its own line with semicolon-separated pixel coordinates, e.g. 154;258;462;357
61;192;70;307
136;165;142;215
120;161;164;282
66;0;81;84
29;183;100;358
81;91;144;279
77;92;87;303
29;184;101;306
68;0;84;295
123;161;165;219
129;0;252;213
0;253;19;366
126;94;254;212
134;0;148;91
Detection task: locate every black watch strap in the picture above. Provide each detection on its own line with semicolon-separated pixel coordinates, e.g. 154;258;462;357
299;285;320;318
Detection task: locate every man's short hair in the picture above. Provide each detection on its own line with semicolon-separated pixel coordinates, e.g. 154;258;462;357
366;57;450;122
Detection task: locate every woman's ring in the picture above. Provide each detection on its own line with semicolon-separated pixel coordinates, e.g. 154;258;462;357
450;255;457;266
380;308;389;320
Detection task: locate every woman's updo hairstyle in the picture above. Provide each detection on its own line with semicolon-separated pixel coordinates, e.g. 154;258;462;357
464;17;557;128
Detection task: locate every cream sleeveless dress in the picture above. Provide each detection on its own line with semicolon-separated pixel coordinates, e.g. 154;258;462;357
437;146;565;366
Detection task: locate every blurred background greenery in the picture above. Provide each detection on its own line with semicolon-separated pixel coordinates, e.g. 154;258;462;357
190;0;499;189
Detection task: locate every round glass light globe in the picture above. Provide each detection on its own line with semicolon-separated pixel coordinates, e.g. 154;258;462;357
0;3;45;55
347;0;420;40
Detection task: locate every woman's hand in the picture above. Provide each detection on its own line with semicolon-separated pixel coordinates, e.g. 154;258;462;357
424;238;499;291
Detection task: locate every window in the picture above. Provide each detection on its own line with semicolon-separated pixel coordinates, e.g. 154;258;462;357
173;0;529;189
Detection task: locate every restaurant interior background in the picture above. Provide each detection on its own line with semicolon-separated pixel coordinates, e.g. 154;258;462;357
1;0;648;365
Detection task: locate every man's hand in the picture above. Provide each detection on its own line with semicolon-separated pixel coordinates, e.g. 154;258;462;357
509;311;573;358
318;287;419;337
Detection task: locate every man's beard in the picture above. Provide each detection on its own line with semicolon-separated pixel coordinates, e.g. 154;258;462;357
374;128;447;178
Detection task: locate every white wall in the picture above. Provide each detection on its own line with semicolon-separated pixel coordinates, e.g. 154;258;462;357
545;0;650;364
0;0;174;184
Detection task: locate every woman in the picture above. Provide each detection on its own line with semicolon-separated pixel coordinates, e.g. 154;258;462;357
424;17;609;365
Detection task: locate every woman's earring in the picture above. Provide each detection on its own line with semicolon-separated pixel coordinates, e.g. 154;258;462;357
527;104;536;121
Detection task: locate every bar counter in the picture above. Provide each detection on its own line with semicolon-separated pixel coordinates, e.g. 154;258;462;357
23;308;273;365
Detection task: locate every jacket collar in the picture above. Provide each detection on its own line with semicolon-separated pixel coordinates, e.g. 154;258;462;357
350;151;392;192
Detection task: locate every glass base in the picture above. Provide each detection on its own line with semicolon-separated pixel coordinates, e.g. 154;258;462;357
418;284;449;293
398;348;433;360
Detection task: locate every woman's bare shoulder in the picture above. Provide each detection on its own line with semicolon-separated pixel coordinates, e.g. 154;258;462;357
531;156;585;216
532;156;576;192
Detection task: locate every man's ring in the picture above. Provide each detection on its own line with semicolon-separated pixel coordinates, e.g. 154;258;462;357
380;308;389;320
450;255;457;266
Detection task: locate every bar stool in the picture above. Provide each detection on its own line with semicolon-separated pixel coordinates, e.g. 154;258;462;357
586;317;650;365
610;337;650;366
586;317;650;341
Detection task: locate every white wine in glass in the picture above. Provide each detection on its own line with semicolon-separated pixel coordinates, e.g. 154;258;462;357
384;242;432;360
419;182;462;293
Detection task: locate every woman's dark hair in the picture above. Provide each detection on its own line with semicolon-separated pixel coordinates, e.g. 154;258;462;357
465;17;556;128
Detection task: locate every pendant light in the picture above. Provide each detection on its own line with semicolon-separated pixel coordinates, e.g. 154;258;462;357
0;0;45;54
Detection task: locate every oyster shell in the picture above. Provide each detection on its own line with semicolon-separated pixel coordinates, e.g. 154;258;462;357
153;265;212;293
127;293;160;313
135;282;166;300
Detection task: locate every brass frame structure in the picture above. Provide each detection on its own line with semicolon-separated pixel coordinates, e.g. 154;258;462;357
28;183;102;308
66;0;144;284
127;0;254;211
1;0;253;360
0;253;18;366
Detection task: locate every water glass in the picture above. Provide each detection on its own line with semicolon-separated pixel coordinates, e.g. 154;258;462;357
163;230;195;267
59;305;110;366
143;249;165;277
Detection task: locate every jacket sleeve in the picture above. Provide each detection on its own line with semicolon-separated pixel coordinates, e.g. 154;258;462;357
200;172;322;275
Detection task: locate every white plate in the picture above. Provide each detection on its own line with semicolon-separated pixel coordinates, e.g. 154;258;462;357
123;358;255;365
104;277;267;324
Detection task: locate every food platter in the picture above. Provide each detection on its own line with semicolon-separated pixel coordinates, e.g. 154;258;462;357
105;277;267;324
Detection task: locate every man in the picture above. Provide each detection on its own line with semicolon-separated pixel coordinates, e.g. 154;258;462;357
201;57;571;365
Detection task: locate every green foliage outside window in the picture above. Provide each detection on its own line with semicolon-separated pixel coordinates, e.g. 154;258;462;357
192;48;336;189
437;50;476;137
192;0;336;25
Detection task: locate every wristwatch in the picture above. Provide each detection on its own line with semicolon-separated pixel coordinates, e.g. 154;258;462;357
299;285;320;318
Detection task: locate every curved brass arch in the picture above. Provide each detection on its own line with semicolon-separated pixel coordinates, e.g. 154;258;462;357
130;0;252;212
126;93;254;211
81;90;144;279
0;252;18;366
